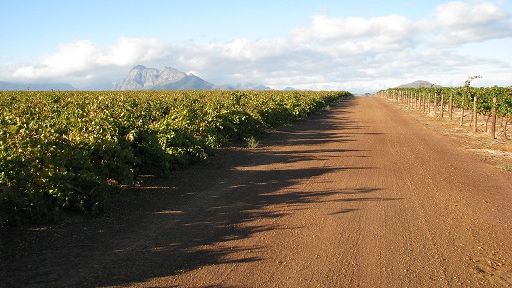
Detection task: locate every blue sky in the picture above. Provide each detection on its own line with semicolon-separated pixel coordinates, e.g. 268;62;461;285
1;0;512;91
2;0;438;59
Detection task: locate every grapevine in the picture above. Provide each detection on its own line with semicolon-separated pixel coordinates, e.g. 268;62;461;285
0;90;350;226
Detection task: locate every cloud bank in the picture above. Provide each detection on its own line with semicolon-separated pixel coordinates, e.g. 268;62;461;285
3;1;512;92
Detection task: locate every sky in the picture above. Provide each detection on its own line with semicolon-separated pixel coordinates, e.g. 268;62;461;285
1;0;512;92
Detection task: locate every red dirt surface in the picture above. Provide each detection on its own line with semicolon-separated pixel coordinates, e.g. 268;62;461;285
1;96;511;287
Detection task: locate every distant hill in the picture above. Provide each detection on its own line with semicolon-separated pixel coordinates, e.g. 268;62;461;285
396;80;439;88
115;65;214;90
216;83;271;91
0;81;75;91
153;74;214;90
115;65;279;91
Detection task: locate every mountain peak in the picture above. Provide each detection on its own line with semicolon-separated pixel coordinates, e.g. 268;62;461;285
131;65;147;71
396;80;439;88
115;65;213;90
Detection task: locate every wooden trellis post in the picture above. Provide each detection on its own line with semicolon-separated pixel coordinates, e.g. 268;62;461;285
490;96;497;139
473;93;478;132
440;93;444;118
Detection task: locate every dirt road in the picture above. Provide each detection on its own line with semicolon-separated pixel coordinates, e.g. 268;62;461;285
1;96;511;287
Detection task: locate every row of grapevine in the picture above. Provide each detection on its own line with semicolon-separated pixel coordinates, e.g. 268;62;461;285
378;85;512;139
0;90;351;226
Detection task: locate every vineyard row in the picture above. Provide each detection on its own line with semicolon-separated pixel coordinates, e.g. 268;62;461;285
378;86;512;139
0;90;351;226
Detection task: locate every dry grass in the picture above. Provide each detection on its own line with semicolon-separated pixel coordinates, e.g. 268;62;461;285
387;98;512;170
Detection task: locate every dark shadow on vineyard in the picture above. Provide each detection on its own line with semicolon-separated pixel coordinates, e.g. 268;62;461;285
0;97;388;287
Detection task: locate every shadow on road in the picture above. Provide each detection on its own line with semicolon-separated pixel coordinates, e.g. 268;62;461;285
0;97;391;287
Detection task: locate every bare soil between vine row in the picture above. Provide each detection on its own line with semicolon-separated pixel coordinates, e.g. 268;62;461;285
1;96;511;287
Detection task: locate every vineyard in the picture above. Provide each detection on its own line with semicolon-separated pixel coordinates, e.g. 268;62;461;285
0;90;350;226
379;85;512;139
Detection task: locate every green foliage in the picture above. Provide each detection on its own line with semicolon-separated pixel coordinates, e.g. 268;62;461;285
245;136;259;149
384;86;512;117
0;90;350;226
497;88;512;118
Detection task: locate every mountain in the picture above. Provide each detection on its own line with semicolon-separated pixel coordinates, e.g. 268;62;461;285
396;80;439;88
153;74;214;90
115;65;214;90
0;81;75;91
216;83;272;91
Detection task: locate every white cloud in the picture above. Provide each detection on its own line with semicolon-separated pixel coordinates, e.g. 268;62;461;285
291;14;414;43
12;37;167;80
433;1;512;44
99;37;168;66
436;1;507;26
4;1;512;92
